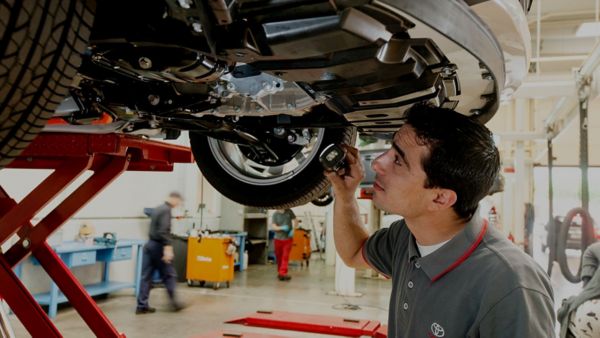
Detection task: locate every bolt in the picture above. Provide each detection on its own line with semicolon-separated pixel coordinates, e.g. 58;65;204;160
287;134;296;143
233;106;241;113
226;83;236;91
255;106;263;113
22;239;30;249
192;22;202;33
210;108;218;113
273;127;285;136
148;94;160;106
287;103;296;110
177;0;192;9
441;67;454;77
167;99;173;105
138;57;153;70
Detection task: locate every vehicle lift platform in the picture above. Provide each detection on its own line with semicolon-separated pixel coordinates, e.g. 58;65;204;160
0;133;193;337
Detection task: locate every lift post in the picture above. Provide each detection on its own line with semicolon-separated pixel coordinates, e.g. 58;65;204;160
0;133;193;337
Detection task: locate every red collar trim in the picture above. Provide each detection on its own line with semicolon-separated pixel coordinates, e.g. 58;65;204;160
430;220;488;283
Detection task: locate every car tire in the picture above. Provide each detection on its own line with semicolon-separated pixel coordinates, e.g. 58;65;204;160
190;127;356;209
556;208;595;283
0;0;95;168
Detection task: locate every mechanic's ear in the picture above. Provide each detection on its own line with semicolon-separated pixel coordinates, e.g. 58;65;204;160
429;189;457;211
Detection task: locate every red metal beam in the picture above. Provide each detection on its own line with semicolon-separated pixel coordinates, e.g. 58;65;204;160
0;158;92;246
0;255;61;337
0;132;194;338
34;242;125;337
4;155;130;265
227;311;382;337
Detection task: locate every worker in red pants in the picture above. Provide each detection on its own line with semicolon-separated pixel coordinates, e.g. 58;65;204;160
271;209;298;281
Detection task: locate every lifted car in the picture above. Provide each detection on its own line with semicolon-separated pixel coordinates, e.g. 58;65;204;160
0;0;531;208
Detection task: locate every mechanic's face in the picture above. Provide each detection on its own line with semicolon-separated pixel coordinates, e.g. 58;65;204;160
371;125;432;218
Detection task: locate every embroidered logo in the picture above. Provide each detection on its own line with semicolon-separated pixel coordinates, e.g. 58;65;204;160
430;322;445;337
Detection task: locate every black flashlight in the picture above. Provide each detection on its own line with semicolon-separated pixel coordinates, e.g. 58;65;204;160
319;144;348;173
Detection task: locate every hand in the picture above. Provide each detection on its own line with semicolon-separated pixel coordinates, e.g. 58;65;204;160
324;145;364;201
162;245;174;263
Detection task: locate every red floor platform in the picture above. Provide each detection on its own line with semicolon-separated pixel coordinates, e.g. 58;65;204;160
227;311;385;337
0;133;193;337
192;331;290;338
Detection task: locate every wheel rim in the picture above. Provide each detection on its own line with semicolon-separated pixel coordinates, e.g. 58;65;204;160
207;128;325;186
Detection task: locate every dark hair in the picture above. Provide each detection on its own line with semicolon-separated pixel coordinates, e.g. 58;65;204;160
169;191;183;199
404;104;500;220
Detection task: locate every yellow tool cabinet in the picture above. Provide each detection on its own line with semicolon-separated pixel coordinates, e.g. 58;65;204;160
186;236;234;290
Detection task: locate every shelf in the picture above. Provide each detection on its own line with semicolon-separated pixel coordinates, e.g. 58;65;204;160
33;281;134;305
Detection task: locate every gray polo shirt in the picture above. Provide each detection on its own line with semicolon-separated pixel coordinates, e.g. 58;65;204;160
363;214;555;338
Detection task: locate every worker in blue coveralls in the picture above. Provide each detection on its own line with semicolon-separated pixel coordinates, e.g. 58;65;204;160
325;104;555;337
136;192;185;314
271;208;298;281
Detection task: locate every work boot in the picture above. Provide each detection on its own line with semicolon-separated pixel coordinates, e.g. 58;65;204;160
172;301;186;312
135;307;156;314
277;275;292;281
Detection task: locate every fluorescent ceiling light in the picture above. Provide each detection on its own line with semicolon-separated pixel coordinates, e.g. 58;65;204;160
576;22;600;37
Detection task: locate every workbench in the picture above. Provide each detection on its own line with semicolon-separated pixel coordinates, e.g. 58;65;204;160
16;239;145;318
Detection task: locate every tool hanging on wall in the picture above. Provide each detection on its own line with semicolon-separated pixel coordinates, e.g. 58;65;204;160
547;74;597;283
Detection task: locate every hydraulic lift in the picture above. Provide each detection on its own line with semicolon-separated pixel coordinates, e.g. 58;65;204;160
0;132;193;337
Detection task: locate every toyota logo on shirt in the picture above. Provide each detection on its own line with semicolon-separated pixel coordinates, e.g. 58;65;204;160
430;322;445;337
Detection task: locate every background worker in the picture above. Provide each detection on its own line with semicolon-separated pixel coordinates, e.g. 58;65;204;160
136;192;185;314
325;104;555;337
271;208;298;281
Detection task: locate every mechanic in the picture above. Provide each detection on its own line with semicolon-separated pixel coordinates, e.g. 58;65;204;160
558;241;600;337
136;192;185;314
271;208;298;281
325;104;555;337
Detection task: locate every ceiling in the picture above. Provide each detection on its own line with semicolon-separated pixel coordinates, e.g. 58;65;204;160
488;0;600;166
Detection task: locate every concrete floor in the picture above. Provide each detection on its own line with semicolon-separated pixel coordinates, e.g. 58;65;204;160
5;230;590;337
7;259;391;338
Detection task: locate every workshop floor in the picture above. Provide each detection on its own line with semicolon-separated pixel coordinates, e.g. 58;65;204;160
7;259;391;338
7;232;587;337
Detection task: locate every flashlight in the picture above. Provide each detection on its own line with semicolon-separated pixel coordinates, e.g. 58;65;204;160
319;144;348;173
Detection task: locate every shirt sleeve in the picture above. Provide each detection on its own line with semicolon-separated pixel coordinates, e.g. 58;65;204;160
362;223;402;278
478;287;556;338
156;207;172;245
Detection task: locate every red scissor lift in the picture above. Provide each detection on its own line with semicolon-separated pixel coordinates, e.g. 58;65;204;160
0;133;193;337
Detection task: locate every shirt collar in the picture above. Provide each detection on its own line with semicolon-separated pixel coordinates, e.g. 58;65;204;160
407;212;487;282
